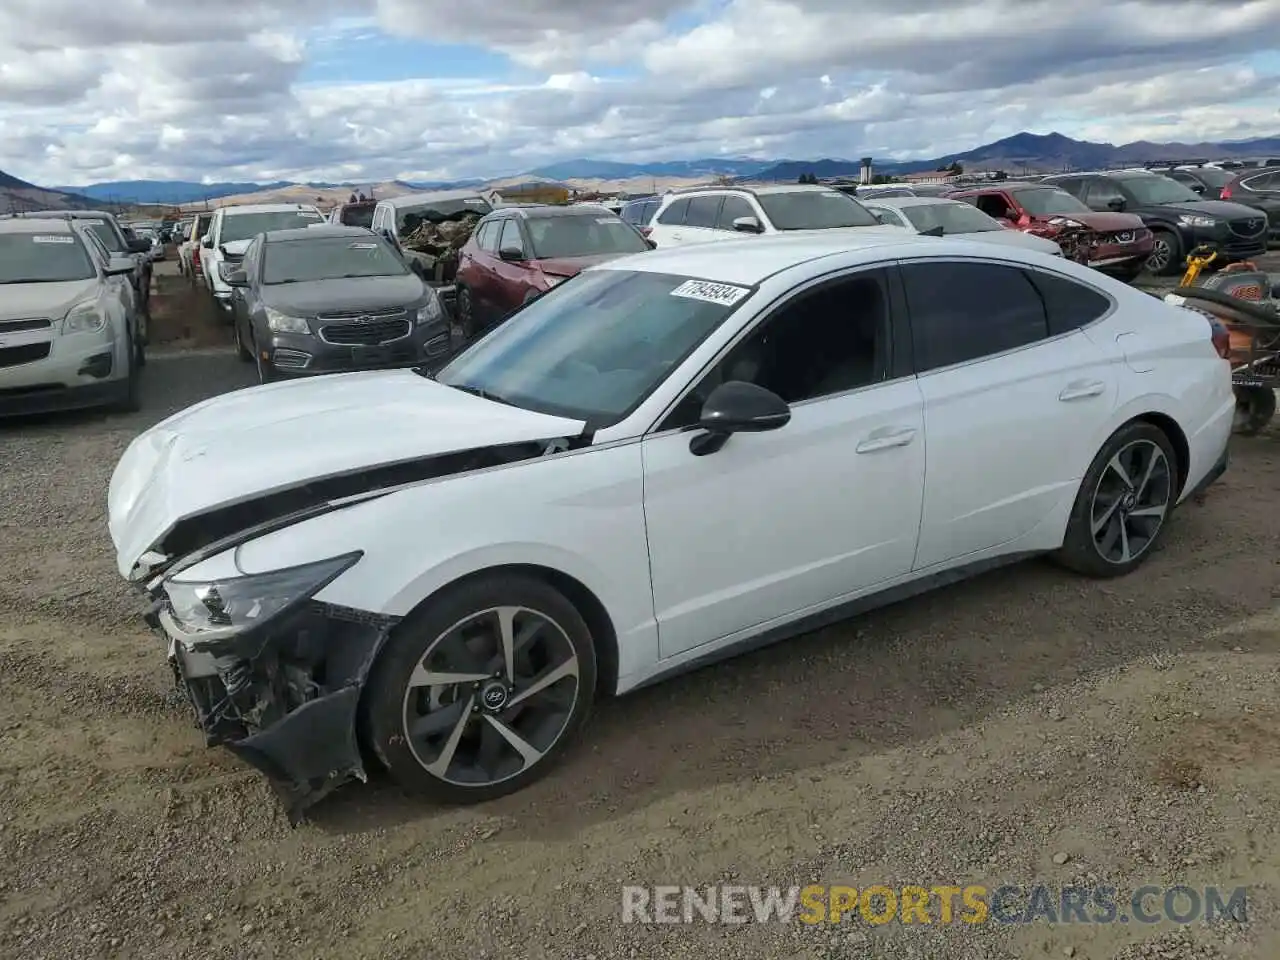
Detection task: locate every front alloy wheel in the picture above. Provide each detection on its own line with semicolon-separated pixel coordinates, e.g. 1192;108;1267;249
1055;422;1177;578
366;574;596;803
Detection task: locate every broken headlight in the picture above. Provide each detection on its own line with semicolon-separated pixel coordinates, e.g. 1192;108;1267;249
162;552;361;640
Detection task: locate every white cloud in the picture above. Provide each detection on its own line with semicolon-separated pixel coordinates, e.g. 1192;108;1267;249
0;0;1277;186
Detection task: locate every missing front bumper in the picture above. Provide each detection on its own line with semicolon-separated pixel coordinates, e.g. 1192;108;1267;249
158;600;399;822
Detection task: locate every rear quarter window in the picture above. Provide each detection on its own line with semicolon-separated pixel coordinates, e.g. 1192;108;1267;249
1026;269;1112;335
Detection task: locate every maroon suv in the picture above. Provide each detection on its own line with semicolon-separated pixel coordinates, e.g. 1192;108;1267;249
454;205;652;335
949;183;1154;281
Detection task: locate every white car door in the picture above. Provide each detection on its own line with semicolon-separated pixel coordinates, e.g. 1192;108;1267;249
641;267;927;659
672;195;726;246
199;211;221;283
900;257;1121;570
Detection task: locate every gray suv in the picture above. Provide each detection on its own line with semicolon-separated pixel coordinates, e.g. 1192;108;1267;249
0;217;145;415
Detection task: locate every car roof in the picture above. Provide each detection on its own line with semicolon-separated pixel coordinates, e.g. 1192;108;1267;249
594;230;1017;286
951;181;1048;193
264;225;376;242
0;216;79;235
381;189;489;208
861;196;967;209
15;209;117;221
489;204;620;220
219;203;320;214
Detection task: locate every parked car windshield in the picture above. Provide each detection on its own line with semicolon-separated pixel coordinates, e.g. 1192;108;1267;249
261;236;410;284
757;190;879;230
0;233;96;283
1117;176;1201;205
1009;188;1091;216
1187;167;1233;188
433;269;746;426
83;220;126;252
525;215;650;259
898;202;1004;233
220;210;323;243
339;205;376;228
396;197;492;233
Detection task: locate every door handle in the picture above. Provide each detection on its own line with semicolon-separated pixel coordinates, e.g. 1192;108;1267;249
1058;379;1106;401
856;427;917;453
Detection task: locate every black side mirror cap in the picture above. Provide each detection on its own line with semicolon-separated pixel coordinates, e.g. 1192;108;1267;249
690;381;791;456
498;246;526;262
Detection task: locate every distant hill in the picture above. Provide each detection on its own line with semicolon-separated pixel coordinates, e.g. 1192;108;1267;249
0;170;102;214
29;130;1280;204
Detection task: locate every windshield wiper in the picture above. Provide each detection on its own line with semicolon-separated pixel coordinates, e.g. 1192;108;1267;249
447;383;517;407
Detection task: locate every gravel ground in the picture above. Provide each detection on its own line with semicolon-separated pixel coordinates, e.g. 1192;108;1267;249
2;260;1280;960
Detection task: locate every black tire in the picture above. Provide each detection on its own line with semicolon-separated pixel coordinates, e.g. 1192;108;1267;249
1054;421;1179;578
233;315;253;362
1233;386;1277;436
1147;229;1182;277
364;573;597;804
455;285;477;339
112;342;140;413
134;333;146;369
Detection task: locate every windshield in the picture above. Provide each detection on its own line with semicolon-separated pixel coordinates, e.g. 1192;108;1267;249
0;233;96;283
525;215;650;259
433;269;747;425
220;210;323;243
339;205;376;228
757;190;879;230
262;236;410;284
83;221;125;252
1117;175;1201;205
397;197;492;233
899;202;1003;233
1010;188;1091;216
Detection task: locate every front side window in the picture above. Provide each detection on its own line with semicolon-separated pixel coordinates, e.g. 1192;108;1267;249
901;260;1049;372
339;205;376;228
433;269;749;426
661;270;890;430
1114;175;1200;206
498;219;525;255
261;236;410;284
1010;188;1091;217
220;210;324;243
524;216;649;258
971;193;1015;220
757;190;879;230
900;202;1004;233
0;233;97;283
83;220;125;253
475;221;500;252
683;195;723;228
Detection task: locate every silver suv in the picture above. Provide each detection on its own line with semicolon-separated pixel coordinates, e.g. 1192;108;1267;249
0;217;145;416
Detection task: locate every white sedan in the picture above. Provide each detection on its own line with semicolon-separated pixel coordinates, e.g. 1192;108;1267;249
106;231;1234;819
863;195;1066;256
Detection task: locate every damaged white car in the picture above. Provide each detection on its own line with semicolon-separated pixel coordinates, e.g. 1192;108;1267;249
107;232;1234;821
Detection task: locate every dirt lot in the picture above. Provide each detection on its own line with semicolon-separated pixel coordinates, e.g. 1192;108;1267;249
2;258;1279;960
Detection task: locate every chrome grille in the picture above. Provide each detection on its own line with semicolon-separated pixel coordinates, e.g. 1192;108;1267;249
318;309;411;346
0;318;53;333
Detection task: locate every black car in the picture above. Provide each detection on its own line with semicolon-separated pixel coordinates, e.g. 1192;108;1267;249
1221;166;1280;242
1159;165;1235;201
223;225;453;383
1041;171;1269;275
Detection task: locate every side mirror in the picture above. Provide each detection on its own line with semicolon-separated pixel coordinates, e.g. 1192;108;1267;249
1106;197;1126;212
105;256;135;276
731;216;764;234
201;235;213;249
689;381;791;456
127;238;151;254
225;270;248;287
498;246;526;262
1190;183;1205;195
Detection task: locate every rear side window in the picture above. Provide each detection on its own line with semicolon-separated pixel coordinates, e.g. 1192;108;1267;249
1243;171;1279;190
657;198;689;225
683;195;723;228
1026;270;1111;335
901;260;1049;372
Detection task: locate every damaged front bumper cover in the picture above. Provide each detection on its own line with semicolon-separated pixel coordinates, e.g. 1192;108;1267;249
145;595;400;823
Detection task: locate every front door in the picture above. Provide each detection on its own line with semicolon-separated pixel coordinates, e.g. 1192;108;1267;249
641;268;927;658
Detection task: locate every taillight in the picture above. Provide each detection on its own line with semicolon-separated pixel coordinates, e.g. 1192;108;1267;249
1220;183;1233;199
639;226;652;237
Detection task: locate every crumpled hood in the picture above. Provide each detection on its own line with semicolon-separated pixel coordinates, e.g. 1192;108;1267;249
535;253;630;278
0;279;98;322
106;369;586;577
1057;212;1146;232
1147;199;1262;220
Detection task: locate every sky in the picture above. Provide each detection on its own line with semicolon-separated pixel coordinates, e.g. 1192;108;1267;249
1;0;1279;186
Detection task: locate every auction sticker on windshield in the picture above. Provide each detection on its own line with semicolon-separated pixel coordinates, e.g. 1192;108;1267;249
32;235;74;243
670;279;751;306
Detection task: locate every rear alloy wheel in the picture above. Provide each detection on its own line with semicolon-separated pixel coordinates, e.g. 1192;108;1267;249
365;574;596;803
1055;422;1177;578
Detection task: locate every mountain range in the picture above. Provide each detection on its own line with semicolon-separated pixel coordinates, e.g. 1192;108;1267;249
9;130;1279;208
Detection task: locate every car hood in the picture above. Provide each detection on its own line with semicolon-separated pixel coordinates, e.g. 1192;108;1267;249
0;278;99;321
1144;199;1260;219
535;253;635;278
961;229;1063;254
261;274;427;314
1047;211;1146;231
106;369;587;578
785;225;910;238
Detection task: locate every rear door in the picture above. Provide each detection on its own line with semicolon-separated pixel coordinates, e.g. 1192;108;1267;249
899;257;1120;570
676;195;725;245
649;197;690;247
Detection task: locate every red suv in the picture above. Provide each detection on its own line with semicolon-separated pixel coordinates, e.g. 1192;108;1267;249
948;183;1154;281
454;205;653;335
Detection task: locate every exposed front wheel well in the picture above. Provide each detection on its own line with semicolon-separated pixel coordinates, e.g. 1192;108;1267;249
393;563;621;700
1129;412;1189;497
